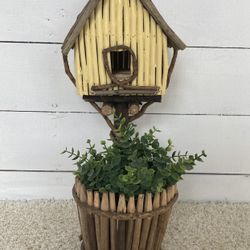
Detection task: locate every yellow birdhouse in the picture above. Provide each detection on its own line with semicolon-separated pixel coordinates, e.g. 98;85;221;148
62;0;186;103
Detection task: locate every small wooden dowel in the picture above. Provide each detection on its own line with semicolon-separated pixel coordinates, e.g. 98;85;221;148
100;193;110;250
131;194;144;250
146;193;160;250
155;186;176;250
139;193;153;249
109;192;117;250
79;183;90;250
87;191;97;250
94;192;101;250
75;179;83;240
126;196;136;250
117;194;127;250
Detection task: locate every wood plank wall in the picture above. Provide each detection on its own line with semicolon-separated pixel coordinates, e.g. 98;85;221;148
74;0;168;95
1;0;250;201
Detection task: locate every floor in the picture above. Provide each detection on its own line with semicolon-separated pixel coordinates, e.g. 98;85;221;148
0;200;249;250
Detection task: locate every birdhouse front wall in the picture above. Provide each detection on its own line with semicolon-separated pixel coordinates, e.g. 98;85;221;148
74;0;169;96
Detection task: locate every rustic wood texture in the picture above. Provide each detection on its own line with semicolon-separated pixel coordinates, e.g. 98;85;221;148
87;190;97;250
79;182;90;250
100;192;110;250
132;194;144;250
84;19;94;93
62;0;185;56
109;192;117;250
95;0;106;84
82;95;161;103
63;54;76;86
75;179;84;241
79;31;89;95
146;193;161;250
62;0;184;96
155;186;177;250
102;45;138;87
94;192;101;250
101;103;114;116
167;48;178;88
128;103;140;116
74;39;84;95
139;193;153;249
74;182;178;250
126;196;136;250
117;194;127;250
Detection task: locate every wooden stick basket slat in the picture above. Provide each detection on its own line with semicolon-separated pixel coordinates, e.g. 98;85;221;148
74;178;178;250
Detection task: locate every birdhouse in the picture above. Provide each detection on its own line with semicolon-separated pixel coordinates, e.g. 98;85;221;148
62;0;186;103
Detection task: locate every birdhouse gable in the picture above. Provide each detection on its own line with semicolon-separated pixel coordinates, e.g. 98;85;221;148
62;0;186;55
62;0;186;97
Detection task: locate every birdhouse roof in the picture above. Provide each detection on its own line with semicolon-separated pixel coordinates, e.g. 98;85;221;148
62;0;186;56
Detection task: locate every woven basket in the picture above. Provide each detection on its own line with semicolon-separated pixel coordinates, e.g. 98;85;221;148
73;178;178;250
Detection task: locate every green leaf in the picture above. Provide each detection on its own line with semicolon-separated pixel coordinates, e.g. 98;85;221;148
62;121;206;198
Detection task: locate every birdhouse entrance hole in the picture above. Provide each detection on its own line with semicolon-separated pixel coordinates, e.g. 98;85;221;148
103;45;138;86
110;50;131;79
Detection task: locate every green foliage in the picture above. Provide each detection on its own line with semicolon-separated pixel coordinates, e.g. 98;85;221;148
62;118;207;197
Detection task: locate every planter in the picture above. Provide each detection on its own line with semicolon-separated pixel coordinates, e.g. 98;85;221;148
73;178;178;250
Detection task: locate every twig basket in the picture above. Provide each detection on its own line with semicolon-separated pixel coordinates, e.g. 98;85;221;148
73;178;178;250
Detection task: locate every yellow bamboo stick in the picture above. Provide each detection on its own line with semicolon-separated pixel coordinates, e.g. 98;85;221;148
156;25;163;90
130;0;137;86
95;0;107;85
74;39;84;95
124;0;130;47
79;30;89;95
137;0;144;86
149;17;156;87
84;19;94;94
103;0;111;83
90;12;99;86
110;0;117;46
161;35;169;95
143;9;150;86
117;0;123;45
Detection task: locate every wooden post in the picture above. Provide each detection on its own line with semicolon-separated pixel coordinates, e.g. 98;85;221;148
114;102;129;128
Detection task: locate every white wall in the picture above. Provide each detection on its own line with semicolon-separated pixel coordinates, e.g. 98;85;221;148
1;0;250;201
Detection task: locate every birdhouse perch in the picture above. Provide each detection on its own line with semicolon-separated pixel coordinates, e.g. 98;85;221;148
62;0;186;131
